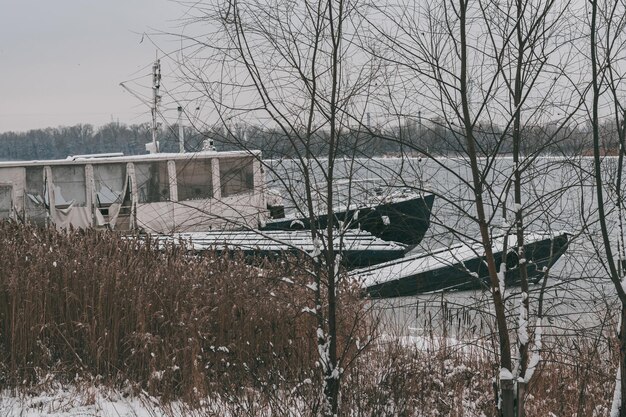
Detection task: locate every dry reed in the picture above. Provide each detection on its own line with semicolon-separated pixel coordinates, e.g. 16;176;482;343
0;221;363;402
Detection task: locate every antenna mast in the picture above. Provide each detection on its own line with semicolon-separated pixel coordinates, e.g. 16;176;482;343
147;56;161;153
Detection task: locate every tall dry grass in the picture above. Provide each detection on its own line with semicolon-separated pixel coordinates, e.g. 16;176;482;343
0;221;364;402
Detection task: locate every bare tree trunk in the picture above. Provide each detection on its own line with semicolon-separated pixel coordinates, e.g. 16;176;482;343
458;0;514;414
619;307;626;417
512;1;528;415
323;0;343;413
590;1;626;414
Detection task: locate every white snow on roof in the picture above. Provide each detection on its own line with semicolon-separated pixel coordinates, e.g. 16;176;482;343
0;150;259;168
156;229;406;253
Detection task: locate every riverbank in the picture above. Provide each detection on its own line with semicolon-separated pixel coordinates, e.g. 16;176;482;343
0;223;618;416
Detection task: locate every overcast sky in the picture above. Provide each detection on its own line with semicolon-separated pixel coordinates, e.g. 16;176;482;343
0;1;184;133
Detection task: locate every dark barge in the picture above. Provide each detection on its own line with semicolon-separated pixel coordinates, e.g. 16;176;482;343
355;232;570;298
261;193;435;246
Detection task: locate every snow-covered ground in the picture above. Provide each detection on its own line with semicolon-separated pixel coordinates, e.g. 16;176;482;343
1;387;176;417
0;386;298;417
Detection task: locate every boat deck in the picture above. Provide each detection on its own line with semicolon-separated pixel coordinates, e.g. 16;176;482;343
154;229;408;268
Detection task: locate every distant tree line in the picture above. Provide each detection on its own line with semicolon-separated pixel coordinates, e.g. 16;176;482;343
0;118;620;161
0;123;206;161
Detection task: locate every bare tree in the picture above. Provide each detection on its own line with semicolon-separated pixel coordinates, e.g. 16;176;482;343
168;0;382;414
361;0;581;415
586;0;626;413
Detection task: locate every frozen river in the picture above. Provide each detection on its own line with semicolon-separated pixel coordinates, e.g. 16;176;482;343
266;156;623;341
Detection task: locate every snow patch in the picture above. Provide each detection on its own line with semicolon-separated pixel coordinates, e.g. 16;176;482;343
523;318;543;383
317;327;325;339
500;367;513;381
311;237;321;260
151;370;164;381
289;219;305;229
497;266;505;297
518;293;529;346
0;387;170;417
611;366;622;417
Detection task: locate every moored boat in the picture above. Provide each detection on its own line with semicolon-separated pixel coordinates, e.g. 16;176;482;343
157;229;408;268
261;192;435;246
0;151;268;233
0;150;433;252
354;232;570;298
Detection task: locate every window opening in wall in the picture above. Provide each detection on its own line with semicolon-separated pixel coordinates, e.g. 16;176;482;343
0;185;12;219
176;159;213;201
25;167;46;226
51;165;87;208
135;162;171;203
220;158;254;197
94;164;126;215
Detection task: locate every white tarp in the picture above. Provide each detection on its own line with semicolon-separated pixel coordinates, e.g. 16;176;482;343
93;163;130;229
48;166;91;229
